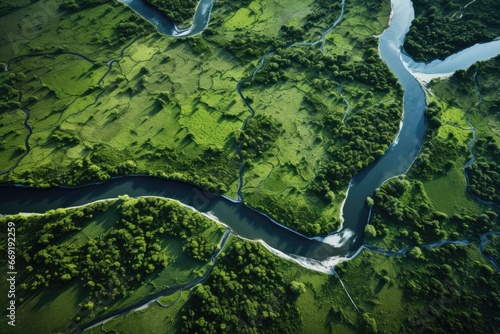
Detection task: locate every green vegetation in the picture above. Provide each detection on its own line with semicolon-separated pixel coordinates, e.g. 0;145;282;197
331;242;500;333
0;0;241;193
411;101;465;180
230;0;402;235
405;0;500;61
483;234;500;266
367;175;498;250
88;291;192;334
0;0;31;17
1;1;499;333
99;233;500;333
421;56;500;204
235;114;282;161
141;0;199;25
355;50;500;334
59;0;111;12
0;197;223;333
180;239;301;333
0;0;400;234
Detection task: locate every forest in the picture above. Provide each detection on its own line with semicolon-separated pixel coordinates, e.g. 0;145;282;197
0;196;223;332
362;175;500;333
141;0;198;24
10;197;220;296
180;239;302;333
404;0;500;62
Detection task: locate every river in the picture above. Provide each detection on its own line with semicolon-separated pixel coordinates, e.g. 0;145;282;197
1;0;500;274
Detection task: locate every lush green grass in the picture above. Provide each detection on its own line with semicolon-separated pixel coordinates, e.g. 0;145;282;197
0;280;84;334
0;2;243;193
423;165;484;215
87;291;191;334
223;0;313;35
0;107;26;171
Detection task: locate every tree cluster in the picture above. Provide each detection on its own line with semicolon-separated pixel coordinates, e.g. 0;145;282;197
11;141;237;194
367;176;498;250
467;160;500;204
141;0;198;24
251;37;398;91
311;101;401;197
411;101;459;180
235;114;282;163
0;72;22;110
4;197;220;301
400;244;500;333
217;32;278;62
404;0;500;62
368;177;448;246
115;20;146;40
59;0;111;12
181;240;302;333
482;235;499;263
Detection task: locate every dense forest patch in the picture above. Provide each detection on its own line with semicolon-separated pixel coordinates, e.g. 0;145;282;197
404;0;500;62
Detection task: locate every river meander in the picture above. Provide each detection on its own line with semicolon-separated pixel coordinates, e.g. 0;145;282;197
1;0;500;273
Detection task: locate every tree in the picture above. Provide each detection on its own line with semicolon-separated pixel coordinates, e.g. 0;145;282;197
290;281;306;295
364;225;377;238
362;313;378;333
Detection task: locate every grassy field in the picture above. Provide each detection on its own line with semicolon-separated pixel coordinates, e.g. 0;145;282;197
423;165;485;215
87;291;191;334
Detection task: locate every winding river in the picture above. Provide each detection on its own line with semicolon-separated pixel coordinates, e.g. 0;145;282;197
1;0;500;274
